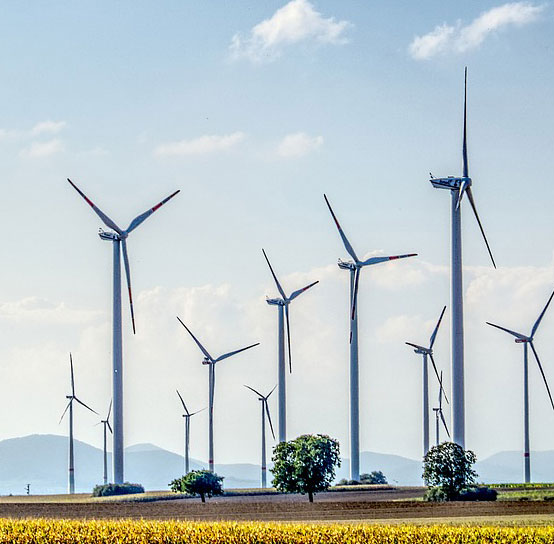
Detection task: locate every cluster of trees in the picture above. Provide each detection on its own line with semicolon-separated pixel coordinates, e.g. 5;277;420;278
337;471;387;486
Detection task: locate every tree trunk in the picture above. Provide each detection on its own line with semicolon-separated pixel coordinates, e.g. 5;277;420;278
201;493;205;503
308;491;313;503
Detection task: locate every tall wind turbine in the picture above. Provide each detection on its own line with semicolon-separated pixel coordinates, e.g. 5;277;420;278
244;384;276;488
177;317;259;472
406;306;448;456
59;353;97;494
486;289;554;483
432;371;450;447
324;194;417;481
176;389;204;475
429;68;496;448
262;248;318;442
68;179;179;483
96;401;113;485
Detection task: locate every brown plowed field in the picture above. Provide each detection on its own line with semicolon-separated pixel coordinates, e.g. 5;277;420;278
1;488;554;522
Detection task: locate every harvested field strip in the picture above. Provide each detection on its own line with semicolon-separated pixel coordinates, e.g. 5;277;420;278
2;519;554;543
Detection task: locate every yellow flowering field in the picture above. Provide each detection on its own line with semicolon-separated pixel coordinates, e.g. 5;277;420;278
0;519;554;543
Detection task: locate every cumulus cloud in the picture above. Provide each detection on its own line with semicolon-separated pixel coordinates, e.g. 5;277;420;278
19;139;65;158
0;296;101;324
230;0;351;62
30;120;67;136
409;2;545;60
277;132;323;158
154;132;245;157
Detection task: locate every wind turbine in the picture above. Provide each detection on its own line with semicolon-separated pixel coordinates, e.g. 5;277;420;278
432;371;450;447
59;353;97;494
176;389;205;475
429;68;496;448
486;289;554;483
68;178;179;483
262;248;318;442
406;306;448;456
177;317;259;472
96;401;113;485
244;384;276;488
324;194;417;481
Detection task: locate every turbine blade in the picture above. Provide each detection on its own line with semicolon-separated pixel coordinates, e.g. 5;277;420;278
189;407;207;417
429;306;447;349
74;397;98;415
361;253;417;266
69;353;75;397
266;384;278;399
176;389;189;415
261;249;287;300
351;267;360;322
176;317;214;362
285;304;292;373
121;238;136;334
265;400;276;440
210;367;215;408
486;322;527;341
107;399;112;421
107;421;113;434
530;342;554;411
67;178;122;234
531;289;554;337
440;410;450;438
215;342;260;362
429;353;449;404
59;400;72;424
466;187;496;269
462;67;468;178
125;190;180;233
323;194;359;262
438;370;444;408
244;384;264;398
289;280;319;301
405;342;426;351
455;180;468;211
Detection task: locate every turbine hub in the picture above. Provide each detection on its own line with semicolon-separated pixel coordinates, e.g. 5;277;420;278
429;176;472;190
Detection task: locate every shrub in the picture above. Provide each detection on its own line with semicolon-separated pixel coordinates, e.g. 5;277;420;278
360;471;388;484
457;486;497;501
424;486;447;502
92;482;144;497
170;470;223;503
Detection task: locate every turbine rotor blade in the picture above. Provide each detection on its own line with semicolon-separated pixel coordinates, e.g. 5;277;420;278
266;384;278;399
69;353;75;397
323;194;359;262
429;353;449;404
59;400;72;424
189;407;207;417
285;304;292;373
67;178;122;234
244;384;264;398
261;249;287;300
176;317;214;362
531;289;554;338
265;400;276;440
215;342;260;362
486;322;527;341
455;180;468;211
74;397;98;415
176;389;189;415
462;66;468;178
429;306;447;349
121;238;136;335
466;187;496;269
107;421;113;434
405;342;426;351
530;342;554;411
107;399;112;421
440;410;450;438
361;253;417;266
351;267;360;322
289;280;319;301
126;190;180;233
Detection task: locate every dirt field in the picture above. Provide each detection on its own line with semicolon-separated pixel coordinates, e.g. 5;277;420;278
0;488;554;523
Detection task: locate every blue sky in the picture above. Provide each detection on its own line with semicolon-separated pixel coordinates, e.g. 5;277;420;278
1;1;554;478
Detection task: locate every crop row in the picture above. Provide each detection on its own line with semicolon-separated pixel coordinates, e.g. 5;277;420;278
1;519;554;543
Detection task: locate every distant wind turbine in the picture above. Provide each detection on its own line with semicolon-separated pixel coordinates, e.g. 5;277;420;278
96;401;112;485
262;248;318;442
406;306;448;456
59;353;97;494
432;371;450;447
176;389;205;475
324;194;417;481
486;289;554;483
68;178;179;483
244;384;276;488
177;317;259;472
429;68;496;448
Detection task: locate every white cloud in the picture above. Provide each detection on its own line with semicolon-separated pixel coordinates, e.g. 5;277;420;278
409;2;545;60
154;132;245;157
277;132;323;158
230;0;351;62
19;138;65;158
30;120;67;136
0;297;101;325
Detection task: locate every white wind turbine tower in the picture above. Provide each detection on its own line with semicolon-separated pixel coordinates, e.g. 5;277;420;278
96;401;112;485
406;306;448;456
432;371;450;447
262;248;318;442
59;353;97;494
68;179;179;484
244;384;276;488
486;289;554;483
177;317;259;472
429;68;496;448
176;389;204;475
324;194;417;481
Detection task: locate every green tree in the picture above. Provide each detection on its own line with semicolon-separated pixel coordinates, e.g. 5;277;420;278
360;470;387;485
169;470;223;503
423;442;477;501
271;434;341;502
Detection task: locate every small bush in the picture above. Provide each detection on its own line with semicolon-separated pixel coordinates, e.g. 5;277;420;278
360;471;388;485
424;486;447;502
457;486;497;501
92;482;144;497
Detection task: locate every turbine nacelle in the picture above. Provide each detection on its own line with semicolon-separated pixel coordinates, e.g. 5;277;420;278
338;259;356;271
266;297;285;306
515;337;531;344
201;357;212;365
98;229;119;241
429;176;472;190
